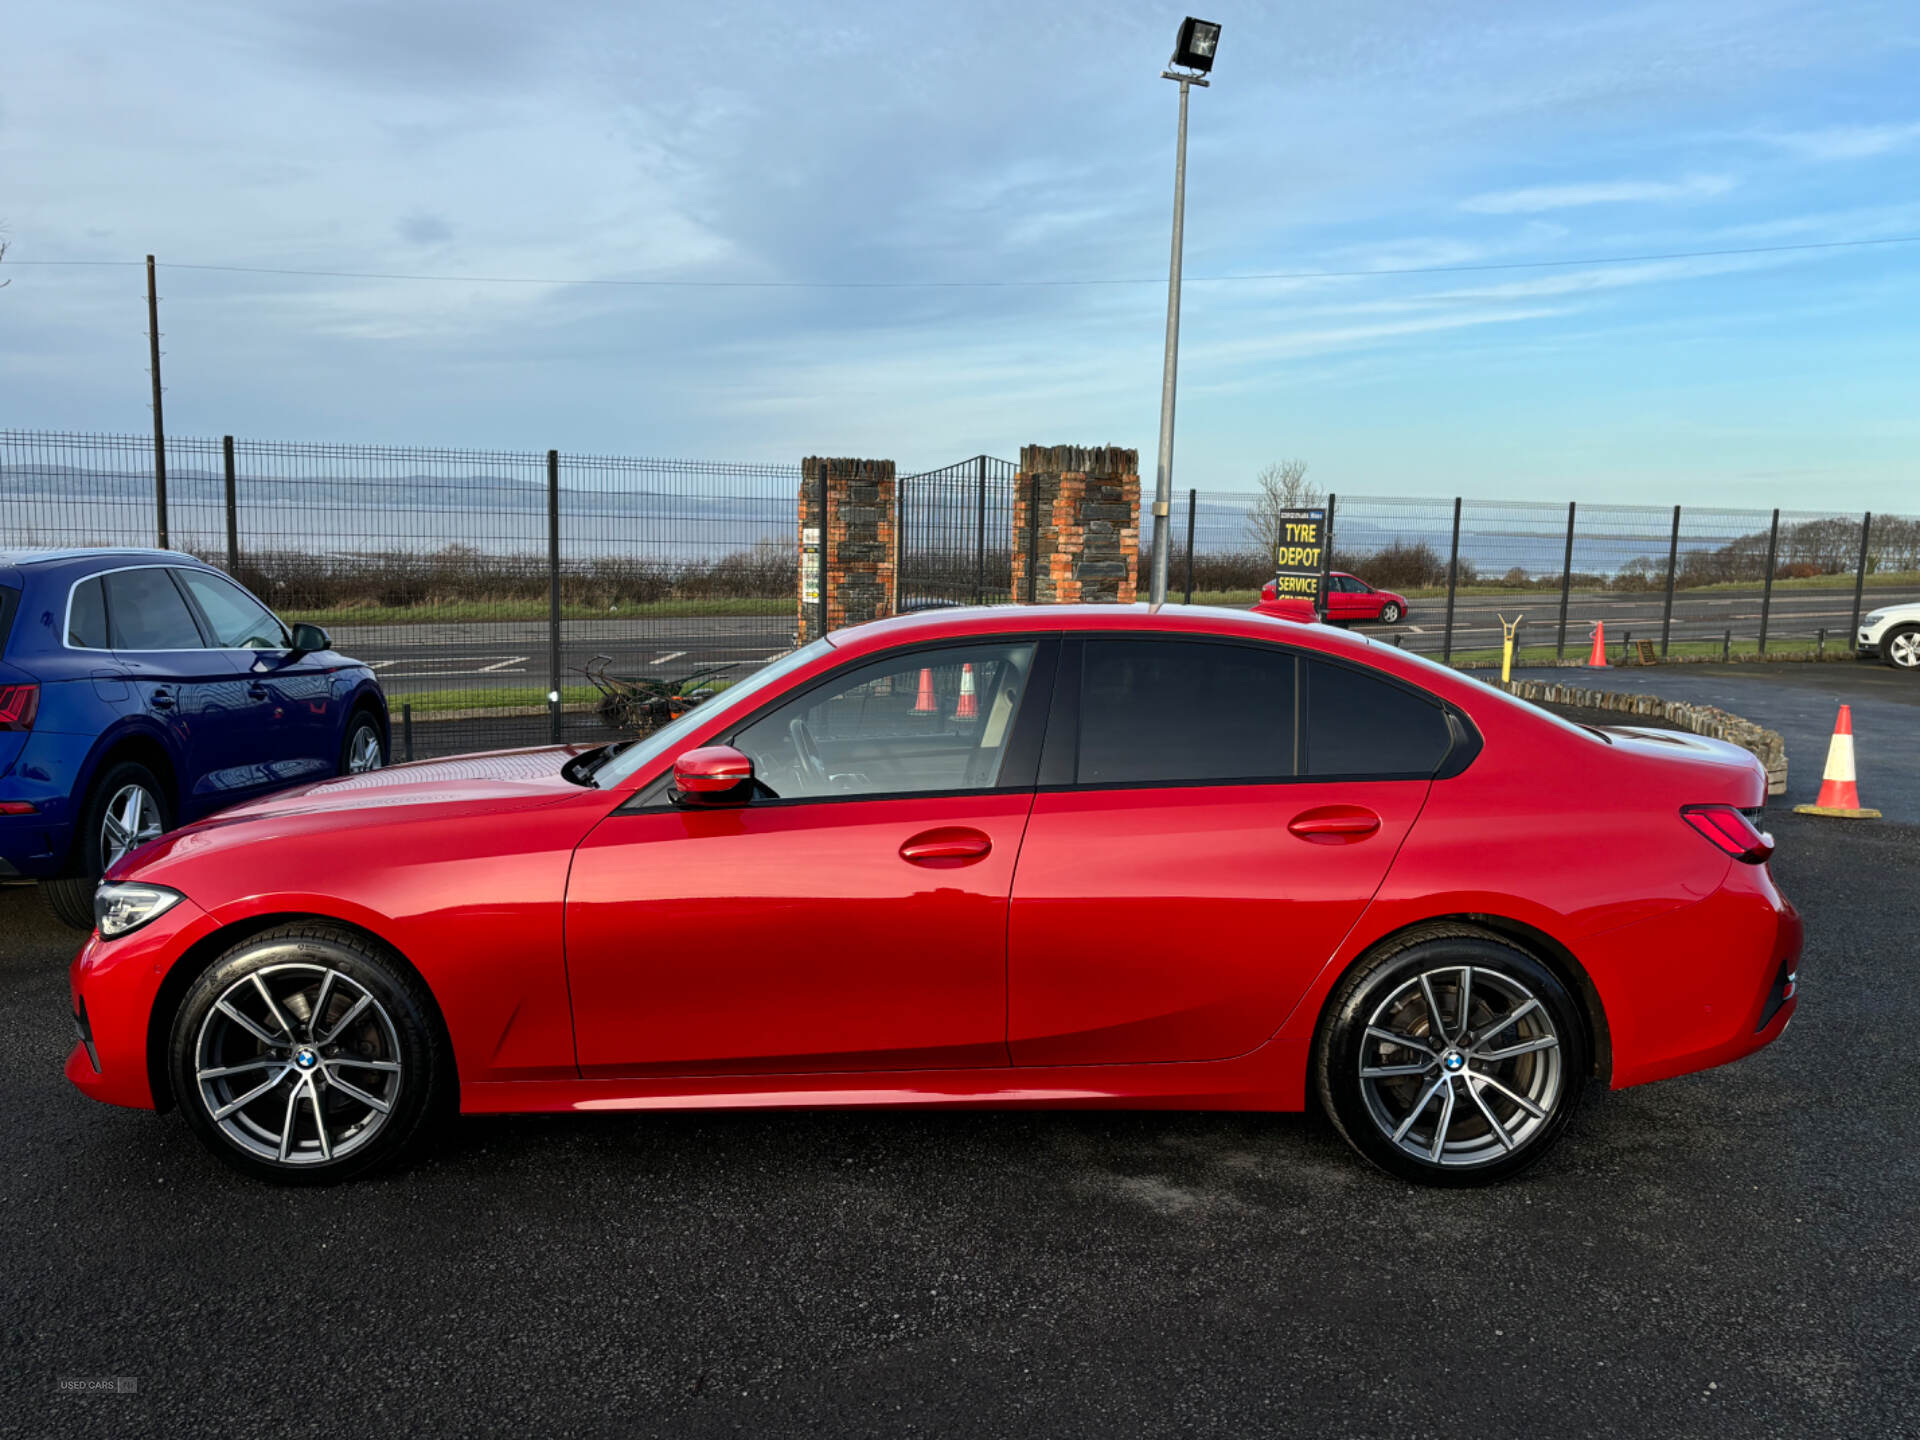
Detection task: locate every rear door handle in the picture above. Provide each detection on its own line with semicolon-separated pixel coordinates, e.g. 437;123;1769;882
149;689;176;710
900;827;992;864
1287;807;1381;844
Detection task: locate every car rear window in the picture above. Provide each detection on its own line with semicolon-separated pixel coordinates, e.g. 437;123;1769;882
105;568;205;651
66;576;109;649
1077;638;1297;785
1305;659;1452;777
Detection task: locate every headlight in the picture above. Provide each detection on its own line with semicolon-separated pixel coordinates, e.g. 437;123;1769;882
93;882;184;939
1863;610;1887;625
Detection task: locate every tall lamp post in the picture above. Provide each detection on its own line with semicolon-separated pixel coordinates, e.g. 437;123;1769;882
1148;17;1221;606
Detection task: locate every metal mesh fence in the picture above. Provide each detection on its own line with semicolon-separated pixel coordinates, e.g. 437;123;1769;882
5;427;1919;766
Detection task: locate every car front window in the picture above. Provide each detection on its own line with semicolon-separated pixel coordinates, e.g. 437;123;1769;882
588;639;833;789
177;569;291;649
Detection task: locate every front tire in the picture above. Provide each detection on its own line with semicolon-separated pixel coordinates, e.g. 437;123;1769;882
1883;626;1920;670
40;759;173;930
168;924;448;1184
1315;931;1587;1186
1379;602;1403;624
340;708;386;774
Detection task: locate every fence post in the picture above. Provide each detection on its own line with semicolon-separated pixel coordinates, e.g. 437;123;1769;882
547;449;562;744
1555;501;1575;659
1849;511;1872;639
1757;507;1780;655
1441;496;1462;664
1320;492;1337;620
402;703;414;763
222;435;239;573
974;455;988;606
816;463;831;637
1182;488;1196;604
1659;503;1681;656
146;255;169;549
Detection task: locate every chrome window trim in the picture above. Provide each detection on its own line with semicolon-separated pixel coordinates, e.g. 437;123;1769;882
61;562;297;656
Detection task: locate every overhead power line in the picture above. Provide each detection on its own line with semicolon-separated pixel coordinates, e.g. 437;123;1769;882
9;233;1918;290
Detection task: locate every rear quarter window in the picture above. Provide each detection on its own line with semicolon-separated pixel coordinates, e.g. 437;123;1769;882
66;576;109;649
1305;658;1452;777
0;583;19;655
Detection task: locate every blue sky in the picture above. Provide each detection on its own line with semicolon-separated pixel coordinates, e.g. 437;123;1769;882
3;0;1918;507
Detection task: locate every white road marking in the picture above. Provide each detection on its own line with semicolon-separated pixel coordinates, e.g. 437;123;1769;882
478;656;530;672
650;651;687;665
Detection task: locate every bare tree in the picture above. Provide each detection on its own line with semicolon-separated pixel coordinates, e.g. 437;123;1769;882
1245;459;1322;566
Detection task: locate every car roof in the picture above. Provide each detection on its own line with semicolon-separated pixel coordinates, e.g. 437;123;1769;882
0;546;200;568
827;602;1381;660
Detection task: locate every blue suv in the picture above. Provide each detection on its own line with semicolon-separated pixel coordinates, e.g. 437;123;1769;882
0;549;388;927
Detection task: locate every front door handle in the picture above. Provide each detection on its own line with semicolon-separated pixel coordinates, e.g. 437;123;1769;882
900;827;992;864
1287;807;1381;844
247;682;270;699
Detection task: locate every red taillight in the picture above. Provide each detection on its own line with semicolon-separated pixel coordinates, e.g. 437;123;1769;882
0;800;35;815
0;684;37;731
1682;804;1774;864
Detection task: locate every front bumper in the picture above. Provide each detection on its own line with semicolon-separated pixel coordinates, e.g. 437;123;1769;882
65;892;217;1111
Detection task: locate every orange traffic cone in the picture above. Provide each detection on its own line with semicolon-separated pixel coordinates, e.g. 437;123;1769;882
1793;704;1881;818
953;663;978;719
1587;621;1608;668
912;667;938;714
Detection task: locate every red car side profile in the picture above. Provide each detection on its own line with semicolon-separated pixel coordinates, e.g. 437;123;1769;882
66;605;1799;1186
1254;572;1409;625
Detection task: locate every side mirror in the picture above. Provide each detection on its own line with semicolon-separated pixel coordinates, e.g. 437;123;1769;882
671;745;755;806
288;622;331;658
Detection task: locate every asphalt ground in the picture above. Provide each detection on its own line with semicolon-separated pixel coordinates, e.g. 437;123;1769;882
1510;660;1920;823
328;585;1920;699
2;811;1915;1439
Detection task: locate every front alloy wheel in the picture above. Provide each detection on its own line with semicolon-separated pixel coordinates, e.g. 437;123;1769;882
1885;627;1920;670
342;714;385;774
170;925;446;1183
1379;602;1403;624
1318;932;1587;1185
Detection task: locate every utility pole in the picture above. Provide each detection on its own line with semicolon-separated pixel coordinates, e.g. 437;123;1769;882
146;255;169;549
1147;19;1222;607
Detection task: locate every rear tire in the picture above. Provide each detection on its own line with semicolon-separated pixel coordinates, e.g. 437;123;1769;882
168;923;448;1184
1882;626;1920;670
1315;930;1587;1186
39;759;173;931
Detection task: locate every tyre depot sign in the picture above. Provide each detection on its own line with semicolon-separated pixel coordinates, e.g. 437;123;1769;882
1269;508;1328;610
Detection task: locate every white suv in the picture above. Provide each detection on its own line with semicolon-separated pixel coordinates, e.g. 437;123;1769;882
1858;601;1920;669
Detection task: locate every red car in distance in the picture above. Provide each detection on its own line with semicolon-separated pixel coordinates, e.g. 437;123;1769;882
1255;572;1410;625
67;605;1798;1187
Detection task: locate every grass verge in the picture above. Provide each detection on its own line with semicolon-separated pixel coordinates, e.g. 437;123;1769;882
291;597;792;628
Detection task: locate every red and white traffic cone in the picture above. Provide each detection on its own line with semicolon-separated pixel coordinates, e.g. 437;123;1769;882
953;663;978;720
1587;621;1608;668
912;667;938;715
1793;704;1881;818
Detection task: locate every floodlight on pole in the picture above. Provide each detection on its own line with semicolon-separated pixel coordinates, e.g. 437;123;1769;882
1147;18;1220;607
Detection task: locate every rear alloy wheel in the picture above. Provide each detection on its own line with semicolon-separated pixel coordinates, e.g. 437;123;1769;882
1378;602;1403;624
40;760;173;930
341;711;386;774
1317;933;1587;1185
169;925;446;1183
1884;626;1920;670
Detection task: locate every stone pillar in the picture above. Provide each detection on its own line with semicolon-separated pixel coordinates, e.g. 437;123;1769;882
1010;445;1140;604
799;457;896;643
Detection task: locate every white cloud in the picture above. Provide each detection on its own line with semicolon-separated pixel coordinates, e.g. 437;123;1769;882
1758;122;1920;161
1460;174;1736;214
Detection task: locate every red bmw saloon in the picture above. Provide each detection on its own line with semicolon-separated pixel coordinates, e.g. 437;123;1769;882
66;605;1799;1186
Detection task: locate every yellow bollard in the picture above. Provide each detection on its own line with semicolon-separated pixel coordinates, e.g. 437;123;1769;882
1499;613;1524;684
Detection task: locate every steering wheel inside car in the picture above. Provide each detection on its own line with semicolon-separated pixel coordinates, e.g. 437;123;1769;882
788;717;829;793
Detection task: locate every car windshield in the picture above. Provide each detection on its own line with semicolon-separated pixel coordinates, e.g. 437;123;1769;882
583;639;833;789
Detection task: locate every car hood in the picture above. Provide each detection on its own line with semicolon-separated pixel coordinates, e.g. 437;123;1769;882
109;745;603;879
